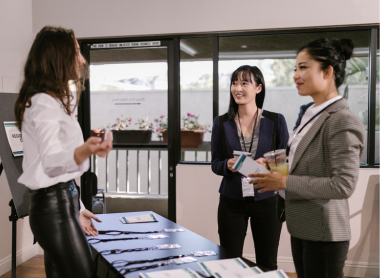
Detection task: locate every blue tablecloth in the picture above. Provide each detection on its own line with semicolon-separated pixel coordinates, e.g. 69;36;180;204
89;211;255;277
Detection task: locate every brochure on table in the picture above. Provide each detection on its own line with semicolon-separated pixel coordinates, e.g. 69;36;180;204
3;122;23;157
120;213;158;224
139;268;201;278
199;258;263;277
198;258;289;278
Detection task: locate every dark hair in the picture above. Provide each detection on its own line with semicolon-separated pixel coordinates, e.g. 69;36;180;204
298;38;354;88
227;65;265;120
15;26;89;131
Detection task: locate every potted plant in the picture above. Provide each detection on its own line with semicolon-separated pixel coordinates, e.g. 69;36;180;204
154;115;168;141
155;113;210;148
106;116;153;144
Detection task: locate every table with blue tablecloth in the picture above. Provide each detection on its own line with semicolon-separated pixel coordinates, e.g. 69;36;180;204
89;211;256;277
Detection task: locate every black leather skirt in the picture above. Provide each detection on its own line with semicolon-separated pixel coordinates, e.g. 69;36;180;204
29;180;95;278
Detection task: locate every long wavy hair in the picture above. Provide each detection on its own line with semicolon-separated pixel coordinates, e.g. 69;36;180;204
15;26;89;131
227;65;266;120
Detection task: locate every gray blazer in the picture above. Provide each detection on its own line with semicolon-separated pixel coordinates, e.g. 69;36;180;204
286;99;366;242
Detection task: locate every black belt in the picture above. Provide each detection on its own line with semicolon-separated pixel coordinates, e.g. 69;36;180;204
30;180;76;193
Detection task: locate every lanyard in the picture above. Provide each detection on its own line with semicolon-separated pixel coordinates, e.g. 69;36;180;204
286;99;341;156
88;234;168;244
98;228;184;235
98;230;161;235
114;251;217;275
237;109;259;153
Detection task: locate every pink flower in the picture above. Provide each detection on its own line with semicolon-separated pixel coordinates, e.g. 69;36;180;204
187;112;191;117
160;114;165;118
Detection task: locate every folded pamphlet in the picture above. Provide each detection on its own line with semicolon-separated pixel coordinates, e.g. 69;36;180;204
120;214;158;224
139;268;201;278
199;258;263;277
232;154;270;177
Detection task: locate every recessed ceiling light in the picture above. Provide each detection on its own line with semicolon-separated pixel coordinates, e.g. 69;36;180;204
180;42;197;56
241;45;247;49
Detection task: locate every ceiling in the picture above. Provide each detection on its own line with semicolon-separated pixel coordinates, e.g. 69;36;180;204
90;30;371;64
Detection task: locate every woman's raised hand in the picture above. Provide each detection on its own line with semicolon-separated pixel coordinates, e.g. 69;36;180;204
227;158;237;172
75;133;113;165
87;132;113;157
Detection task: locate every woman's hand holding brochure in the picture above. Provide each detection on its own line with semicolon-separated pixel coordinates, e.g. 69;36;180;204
232;154;270;197
232;154;270;178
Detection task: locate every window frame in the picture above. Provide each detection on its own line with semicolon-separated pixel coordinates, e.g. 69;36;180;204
79;24;379;169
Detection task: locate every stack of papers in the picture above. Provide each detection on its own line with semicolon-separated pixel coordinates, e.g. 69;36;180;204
199;258;262;277
198;258;289;278
139;268;200;278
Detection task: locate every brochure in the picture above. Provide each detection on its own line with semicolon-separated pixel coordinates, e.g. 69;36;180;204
120;214;158;224
139;268;201;278
255;270;289;278
211;268;288;278
232;154;270;177
199;258;257;277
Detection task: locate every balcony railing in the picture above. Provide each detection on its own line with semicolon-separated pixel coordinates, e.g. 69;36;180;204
91;143;211;195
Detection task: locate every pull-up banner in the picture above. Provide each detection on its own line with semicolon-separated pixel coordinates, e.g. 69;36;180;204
91;41;161;49
0;93;29;218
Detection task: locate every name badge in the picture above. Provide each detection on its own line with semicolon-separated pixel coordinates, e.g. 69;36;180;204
242;177;254;197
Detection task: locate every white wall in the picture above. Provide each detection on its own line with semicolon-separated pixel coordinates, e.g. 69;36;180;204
0;1;39;276
31;0;379;39
177;165;380;277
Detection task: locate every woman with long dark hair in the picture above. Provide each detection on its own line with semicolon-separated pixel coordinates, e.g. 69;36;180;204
15;26;112;278
211;65;289;270
249;38;366;277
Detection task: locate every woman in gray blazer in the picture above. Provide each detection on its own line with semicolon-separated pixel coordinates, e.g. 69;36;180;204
249;38;366;278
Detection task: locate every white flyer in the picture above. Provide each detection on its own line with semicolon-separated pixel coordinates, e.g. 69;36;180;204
199;258;254;277
3;122;23;157
209;268;288;278
254;270;289;278
139;268;201;278
120;214;158;224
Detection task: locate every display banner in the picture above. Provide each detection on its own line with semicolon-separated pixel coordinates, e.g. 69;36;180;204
4;121;23;156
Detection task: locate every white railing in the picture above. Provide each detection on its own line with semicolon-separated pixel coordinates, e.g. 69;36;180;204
91;144;211;194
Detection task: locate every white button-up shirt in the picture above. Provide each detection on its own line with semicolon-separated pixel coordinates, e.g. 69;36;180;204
279;95;342;199
18;93;89;211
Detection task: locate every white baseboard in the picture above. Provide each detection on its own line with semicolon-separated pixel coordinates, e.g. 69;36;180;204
344;260;379;278
0;244;39;276
243;254;380;277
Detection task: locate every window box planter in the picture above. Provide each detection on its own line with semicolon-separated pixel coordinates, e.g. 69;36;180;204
112;130;152;144
162;130;204;148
